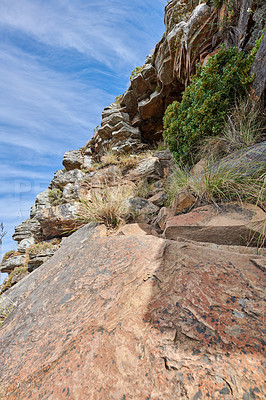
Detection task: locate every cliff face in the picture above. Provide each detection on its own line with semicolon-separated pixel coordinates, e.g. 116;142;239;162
0;1;266;399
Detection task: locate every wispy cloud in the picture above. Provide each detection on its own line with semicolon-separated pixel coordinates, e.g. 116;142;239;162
0;0;165;267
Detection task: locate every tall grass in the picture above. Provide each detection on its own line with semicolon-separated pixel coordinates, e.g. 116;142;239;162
167;160;265;206
77;183;134;228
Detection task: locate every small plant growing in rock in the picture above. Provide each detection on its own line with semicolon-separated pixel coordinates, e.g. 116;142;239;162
0;294;17;325
0;266;28;294
77;184;134;229
2;250;19;262
130;65;144;79
27;240;60;256
48;188;64;206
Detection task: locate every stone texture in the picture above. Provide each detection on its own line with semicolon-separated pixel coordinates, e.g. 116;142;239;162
30;189;51;218
50;169;86;190
153;206;170;231
17;237;35;253
0;225;265;399
251;27;266;100
12;218;42;243
170;190;196;216
62;150;83;171
0;255;26;274
127;157;162;181
126;197;159;223
36;203;80;239
27;244;59;273
164;203;266;246
138;92;164;120
148;191;167;207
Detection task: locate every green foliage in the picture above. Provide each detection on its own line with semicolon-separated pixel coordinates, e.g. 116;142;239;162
163;42;262;165
48;188;63;206
130;65;144;79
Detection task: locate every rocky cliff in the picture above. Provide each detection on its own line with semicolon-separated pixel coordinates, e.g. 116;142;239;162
0;1;265;399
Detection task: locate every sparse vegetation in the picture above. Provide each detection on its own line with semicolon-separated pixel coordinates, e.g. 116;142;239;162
200;98;265;159
130;65;144;79
2;250;19;262
48;188;64;206
0;266;27;295
0;294;17;326
77;184;134;228
166;160;266;207
28;240;60;256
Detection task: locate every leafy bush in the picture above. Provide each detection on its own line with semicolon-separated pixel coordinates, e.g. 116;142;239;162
163;40;262;165
130;65;144;79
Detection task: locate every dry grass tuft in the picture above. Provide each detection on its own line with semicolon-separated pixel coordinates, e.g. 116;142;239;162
0;294;17;326
77;183;134;228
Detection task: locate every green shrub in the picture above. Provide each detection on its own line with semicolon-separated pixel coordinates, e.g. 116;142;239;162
163;39;262;165
48;188;63;206
130;65;144;79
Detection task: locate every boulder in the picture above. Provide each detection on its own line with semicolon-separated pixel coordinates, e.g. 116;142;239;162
164;203;266;246
17;237;35;253
50;169;86;190
27;244;59;273
36;203;80;239
251;32;266;100
127;157;163;181
138;92;164;120
62;150;83;171
0;255;26;274
170;190;196;216
120;89;138;114
30;189;51;218
153;206;170;231
12;218;42;243
130;73;150;101
0;225;265;399
126;197;159;223
148;191;168;207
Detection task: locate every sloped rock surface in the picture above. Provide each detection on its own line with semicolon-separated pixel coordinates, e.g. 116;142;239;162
0;225;265;399
164;203;266;246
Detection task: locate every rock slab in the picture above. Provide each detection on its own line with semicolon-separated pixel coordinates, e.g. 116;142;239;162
0;224;265;399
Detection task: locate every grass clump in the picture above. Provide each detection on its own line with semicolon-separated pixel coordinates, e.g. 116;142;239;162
163;39;263;165
167;160;265;207
130;65;144;79
27;240;60;256
200;98;265;159
0;295;17;326
77;184;134;229
48;188;63;206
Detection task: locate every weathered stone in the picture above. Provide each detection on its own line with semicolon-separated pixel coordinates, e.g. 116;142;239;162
120;89;138;114
130;73;150;101
83;154;93;170
170;190;196;215
127;157;163;181
153;206;170;230
30;189;51;218
138;91;164;120
1;226;265;399
115;223;155;237
101;110;130;127
36;203;80;239
12;218;42;243
27;244;59;273
164;203;266;246
50;169;86;190
62;183;81;203
17;237;35;253
148;191;167;207
89;165;121;187
126;197;159;223
0;255;26;274
154;149;174;178
251;26;266;100
62;150;83;171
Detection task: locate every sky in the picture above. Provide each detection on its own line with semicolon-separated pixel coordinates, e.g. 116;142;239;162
0;0;166;282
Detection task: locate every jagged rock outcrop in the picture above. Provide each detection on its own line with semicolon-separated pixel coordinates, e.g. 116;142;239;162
0;224;265;399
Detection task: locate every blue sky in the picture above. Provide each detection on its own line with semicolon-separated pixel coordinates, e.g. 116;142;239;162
0;0;165;281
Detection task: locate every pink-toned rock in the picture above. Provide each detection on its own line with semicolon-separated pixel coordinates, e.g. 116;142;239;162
170;190;196;216
154;206;170;230
36;203;80;239
115;223;155;237
164;203;266;246
0;224;265;399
